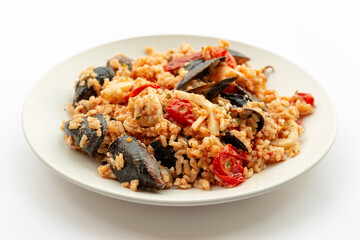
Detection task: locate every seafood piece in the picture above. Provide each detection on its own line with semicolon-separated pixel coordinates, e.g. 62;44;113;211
222;131;248;152
64;113;107;153
175;57;226;91
74;66;114;103
150;140;177;168
108;135;165;190
226;49;250;65
107;55;134;72
230;107;265;133
188;77;237;101
271;120;299;148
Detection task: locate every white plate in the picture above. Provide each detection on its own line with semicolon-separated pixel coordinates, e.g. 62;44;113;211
22;35;337;206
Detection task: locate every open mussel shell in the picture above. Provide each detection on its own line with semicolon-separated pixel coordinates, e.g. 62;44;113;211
184;59;204;71
73;66;114;104
231;107;265;133
175;57;226;91
150;140;177;169
108;135;165;190
221;83;260;107
222;131;248;152
187;77;237;100
220;93;249;107
226;49;250;65
64;113;107;153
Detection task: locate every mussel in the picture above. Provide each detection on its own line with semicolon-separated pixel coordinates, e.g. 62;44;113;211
222;131;248;152
226;49;250;65
93;66;114;85
150;140;177;168
230;107;265;133
108;135;165;190
64;113;107;153
74;66;114;103
220;83;260;107
184;59;205;71
188;77;237;101
175;57;226;91
107;55;134;72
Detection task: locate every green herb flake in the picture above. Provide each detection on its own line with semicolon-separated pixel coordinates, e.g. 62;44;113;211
200;150;204;154
135;115;141;120
122;63;127;68
295;90;299;94
166;94;172;99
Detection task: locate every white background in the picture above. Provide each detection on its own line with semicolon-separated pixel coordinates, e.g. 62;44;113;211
1;0;359;239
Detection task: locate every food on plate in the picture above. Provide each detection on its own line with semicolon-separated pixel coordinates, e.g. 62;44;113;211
61;39;315;191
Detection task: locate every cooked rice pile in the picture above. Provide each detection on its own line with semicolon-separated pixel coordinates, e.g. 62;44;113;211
63;40;314;191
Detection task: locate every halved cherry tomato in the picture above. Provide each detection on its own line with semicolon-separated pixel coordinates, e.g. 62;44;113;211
298;92;315;106
164;52;203;74
126;83;160;99
203;46;237;69
166;98;194;126
213;144;247;187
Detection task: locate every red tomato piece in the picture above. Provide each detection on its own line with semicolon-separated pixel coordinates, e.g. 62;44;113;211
163;52;203;74
203;46;237;69
126;83;160;99
298;92;315;106
213;145;247;187
166;98;195;126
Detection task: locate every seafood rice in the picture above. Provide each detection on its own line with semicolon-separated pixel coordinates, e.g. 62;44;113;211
61;39;315;191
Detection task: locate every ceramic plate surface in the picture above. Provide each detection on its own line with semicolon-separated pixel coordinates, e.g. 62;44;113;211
23;35;337;206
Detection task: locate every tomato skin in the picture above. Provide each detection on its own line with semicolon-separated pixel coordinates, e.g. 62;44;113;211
213;145;247;187
126;83;160;99
166;98;195;126
203;46;237;69
298;92;315;106
164;52;203;74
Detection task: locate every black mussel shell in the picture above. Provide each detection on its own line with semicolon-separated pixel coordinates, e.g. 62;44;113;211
64;113;107;153
107;55;134;71
231;108;265;133
73;67;114;104
220;93;248;107
226;49;250;65
150;140;177;169
94;66;114;85
74;80;98;104
184;59;205;71
175;57;226;91
188;77;237;101
108;135;165;190
222;131;248;152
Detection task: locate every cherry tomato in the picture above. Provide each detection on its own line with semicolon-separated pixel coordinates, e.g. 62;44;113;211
298;92;315;106
213;144;247;187
164;52;203;74
166;98;195;126
203;46;237;69
126;83;160;99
